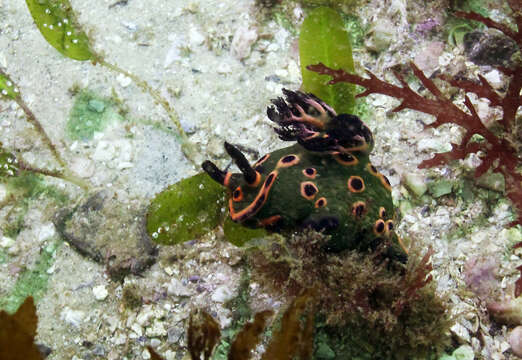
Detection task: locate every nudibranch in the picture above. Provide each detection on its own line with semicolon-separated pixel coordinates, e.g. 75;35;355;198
202;89;407;262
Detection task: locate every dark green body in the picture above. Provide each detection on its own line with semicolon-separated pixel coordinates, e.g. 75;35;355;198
233;144;395;253
202;89;407;261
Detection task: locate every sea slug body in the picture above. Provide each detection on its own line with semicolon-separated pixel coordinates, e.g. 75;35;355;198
203;89;407;262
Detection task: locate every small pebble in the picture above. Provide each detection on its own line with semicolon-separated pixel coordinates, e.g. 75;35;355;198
483;69;503;88
0;236;14;249
116;73;132;87
231;26;257;60
167;278;191;297
142;348;151;360
70;157;96;178
60;308;85;327
93;285;109;301
404;173;427;197
150;338;161;348
211;285;234;303
87;99;106;113
509;326;522;357
38;223;56;242
216;63;232;74
189;26;205;46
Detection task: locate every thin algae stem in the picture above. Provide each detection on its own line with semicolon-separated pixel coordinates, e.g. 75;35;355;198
97;58;198;167
14;96;67;168
17;158;90;190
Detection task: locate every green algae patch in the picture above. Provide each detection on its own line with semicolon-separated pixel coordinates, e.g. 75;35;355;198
299;7;356;114
0;240;61;313
223;217;267;247
146;173;226;245
7;172;69;205
26;0;93;61
428;179;453;198
67;90;123;141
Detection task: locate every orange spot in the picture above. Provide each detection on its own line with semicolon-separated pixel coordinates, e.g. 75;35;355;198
229;171;278;222
366;163;379;176
385;220;394;233
276;154;300;168
315;197;327;208
373;219;386;235
302;168;317;179
379;174;392;191
232;187;243;202
254;154;270;167
259;215;281;227
300;181;318;200
333;152;358;166
347;176;365;193
379;206;387;219
352;201;366;219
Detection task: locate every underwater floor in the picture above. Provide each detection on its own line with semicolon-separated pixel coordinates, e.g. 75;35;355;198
1;0;521;359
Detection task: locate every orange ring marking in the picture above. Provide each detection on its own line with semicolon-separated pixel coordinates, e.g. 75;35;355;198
232;187;243;202
302;168;317;179
300;181;318;200
385;220;394;234
254;154;270;167
379;174;392;192
314;197;327;208
352;201;366;219
373;219;386;235
276;154;300;168
347;176;365;193
229;171;278;222
333;152;358;166
366;163;379;176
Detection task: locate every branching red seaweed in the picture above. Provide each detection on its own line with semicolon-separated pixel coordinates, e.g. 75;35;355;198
308;6;521;226
393;247;434;316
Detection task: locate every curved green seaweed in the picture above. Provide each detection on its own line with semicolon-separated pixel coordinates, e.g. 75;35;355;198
146;173;226;245
146;172;267;246
299;7;356;114
25;0;93;61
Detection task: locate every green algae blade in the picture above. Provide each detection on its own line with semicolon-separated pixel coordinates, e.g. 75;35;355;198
0;72;19;100
26;0;93;61
299;7;355;114
146;173;226;245
223;217;267;247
